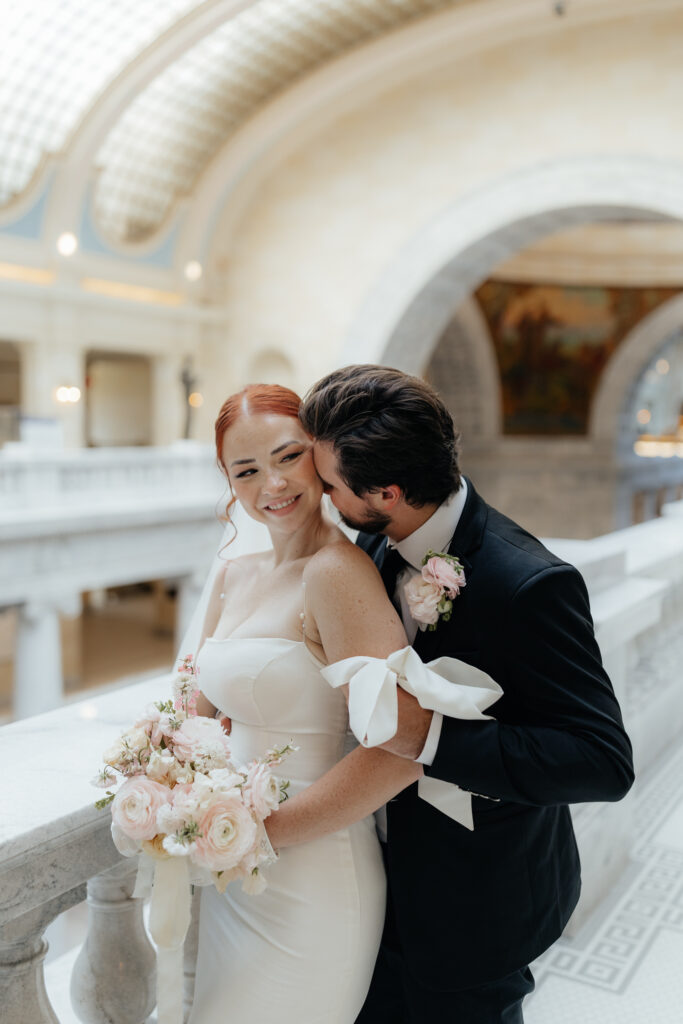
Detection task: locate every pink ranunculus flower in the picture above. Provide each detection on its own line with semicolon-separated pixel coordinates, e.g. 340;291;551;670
244;764;280;820
171;716;231;764
422;556;466;598
192;796;258;873
111;776;171;841
403;576;442;629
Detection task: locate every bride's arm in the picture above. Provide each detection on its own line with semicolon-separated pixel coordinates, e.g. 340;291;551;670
265;543;422;849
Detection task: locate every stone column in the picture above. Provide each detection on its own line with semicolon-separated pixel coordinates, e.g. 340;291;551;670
0;886;85;1024
70;858;156;1024
14;600;64;720
152;354;186;446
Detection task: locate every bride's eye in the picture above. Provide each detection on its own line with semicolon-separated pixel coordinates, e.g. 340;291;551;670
235;468;257;478
281;450;303;463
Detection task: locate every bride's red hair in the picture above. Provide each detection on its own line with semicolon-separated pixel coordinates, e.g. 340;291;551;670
214;383;303;527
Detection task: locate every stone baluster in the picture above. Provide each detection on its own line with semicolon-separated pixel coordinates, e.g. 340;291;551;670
0;885;85;1024
70;858;156;1024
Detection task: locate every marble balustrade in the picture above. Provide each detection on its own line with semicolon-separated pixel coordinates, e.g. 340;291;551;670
0;443;220;511
1;505;682;1022
0;445;226;719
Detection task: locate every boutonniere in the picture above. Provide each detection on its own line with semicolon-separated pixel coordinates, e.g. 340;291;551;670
404;550;466;631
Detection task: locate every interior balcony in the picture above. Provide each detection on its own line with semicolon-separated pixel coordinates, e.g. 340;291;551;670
1;496;682;1022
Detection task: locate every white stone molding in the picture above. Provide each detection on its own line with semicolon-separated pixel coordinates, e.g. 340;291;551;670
70;858;155;1024
184;0;683;274
340;156;683;375
0;513;223;609
590;292;683;449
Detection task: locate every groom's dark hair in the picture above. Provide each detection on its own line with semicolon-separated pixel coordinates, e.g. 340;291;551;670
300;365;461;507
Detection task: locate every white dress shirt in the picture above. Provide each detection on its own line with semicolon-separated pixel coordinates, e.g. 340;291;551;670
388;479;468;765
374;482;468;841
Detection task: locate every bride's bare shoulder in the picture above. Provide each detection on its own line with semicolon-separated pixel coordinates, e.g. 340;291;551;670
304;538;381;590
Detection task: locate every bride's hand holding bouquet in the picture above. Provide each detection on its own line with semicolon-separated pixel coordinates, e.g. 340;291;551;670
92;654;293;894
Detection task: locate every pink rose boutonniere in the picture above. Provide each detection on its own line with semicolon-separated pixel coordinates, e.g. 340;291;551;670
404;549;466;632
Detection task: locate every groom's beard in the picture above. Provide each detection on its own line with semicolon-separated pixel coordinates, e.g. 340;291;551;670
337;506;391;534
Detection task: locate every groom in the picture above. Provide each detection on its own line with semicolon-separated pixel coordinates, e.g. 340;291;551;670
299;365;634;1024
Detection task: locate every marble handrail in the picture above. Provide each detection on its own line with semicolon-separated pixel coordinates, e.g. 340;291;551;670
0;675;169;1024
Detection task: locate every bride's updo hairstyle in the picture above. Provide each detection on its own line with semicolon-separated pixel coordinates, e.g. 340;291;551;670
214;383;303;531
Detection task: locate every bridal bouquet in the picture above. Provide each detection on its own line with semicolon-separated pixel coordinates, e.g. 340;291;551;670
92;654;294;895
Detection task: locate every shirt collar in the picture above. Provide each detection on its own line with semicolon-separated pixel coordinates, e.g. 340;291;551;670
389;479;468;571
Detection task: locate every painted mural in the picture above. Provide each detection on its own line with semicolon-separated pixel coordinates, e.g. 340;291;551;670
476;281;679;435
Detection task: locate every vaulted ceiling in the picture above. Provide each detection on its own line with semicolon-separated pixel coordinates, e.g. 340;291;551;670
0;0;464;245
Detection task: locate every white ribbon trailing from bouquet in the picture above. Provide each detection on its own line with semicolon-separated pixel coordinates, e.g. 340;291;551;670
144;856;192;1024
321;646;502;831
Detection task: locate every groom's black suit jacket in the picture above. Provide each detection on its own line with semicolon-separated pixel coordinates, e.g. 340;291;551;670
357;479;634;991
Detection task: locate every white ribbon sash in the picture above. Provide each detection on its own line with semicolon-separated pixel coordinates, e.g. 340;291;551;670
321;646;502;831
146;856;192;1024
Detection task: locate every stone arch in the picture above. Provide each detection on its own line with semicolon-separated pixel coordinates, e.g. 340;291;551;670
341;157;683;383
424;296;501;445
590;292;683;455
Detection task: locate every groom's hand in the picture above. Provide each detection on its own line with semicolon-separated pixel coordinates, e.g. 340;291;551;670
380;688;433;760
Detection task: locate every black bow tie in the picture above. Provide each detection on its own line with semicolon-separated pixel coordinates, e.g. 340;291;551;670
380;545;408;613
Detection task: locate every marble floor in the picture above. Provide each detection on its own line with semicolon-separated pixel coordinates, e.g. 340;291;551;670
45;735;683;1023
526;738;683;1023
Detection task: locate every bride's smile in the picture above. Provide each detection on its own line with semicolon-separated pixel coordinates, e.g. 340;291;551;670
221;412;324;537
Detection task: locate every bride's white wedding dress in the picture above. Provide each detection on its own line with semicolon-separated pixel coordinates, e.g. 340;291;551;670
188;636;386;1024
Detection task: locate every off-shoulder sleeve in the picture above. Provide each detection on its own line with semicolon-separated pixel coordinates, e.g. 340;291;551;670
320;647;502;830
321;646;501;747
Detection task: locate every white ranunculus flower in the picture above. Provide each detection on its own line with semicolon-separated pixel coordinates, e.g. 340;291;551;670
208;768;244;793
244;764;280;819
162;834;192;858
111;821;142;856
403;576;442;629
171;763;195;785
156;803;184;836
146;750;175;783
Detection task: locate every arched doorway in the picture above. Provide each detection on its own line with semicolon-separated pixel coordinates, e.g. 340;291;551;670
342;157;683;537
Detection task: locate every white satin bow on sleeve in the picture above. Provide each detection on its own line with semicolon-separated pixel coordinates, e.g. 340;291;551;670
321;647;502;831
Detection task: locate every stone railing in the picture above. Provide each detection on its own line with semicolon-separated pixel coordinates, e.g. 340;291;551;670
0;445;226;720
1;503;682;1023
0;443;220;511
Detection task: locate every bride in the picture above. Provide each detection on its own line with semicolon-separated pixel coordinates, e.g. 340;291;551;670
188;383;422;1023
